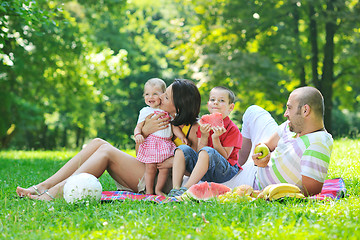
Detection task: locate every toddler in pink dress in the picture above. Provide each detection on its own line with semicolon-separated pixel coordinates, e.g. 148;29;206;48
134;78;187;196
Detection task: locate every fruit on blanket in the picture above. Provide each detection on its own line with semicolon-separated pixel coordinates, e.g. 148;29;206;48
199;112;224;128
254;143;270;159
269;192;305;201
63;173;102;204
232;185;253;197
250;190;261;198
182;182;231;201
218;191;253;203
257;183;303;201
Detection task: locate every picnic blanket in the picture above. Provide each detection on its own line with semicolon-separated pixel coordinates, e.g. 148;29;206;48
101;178;346;203
101;191;180;203
309;177;346;200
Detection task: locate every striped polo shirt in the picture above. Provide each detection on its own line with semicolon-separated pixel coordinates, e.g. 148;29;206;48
256;121;333;191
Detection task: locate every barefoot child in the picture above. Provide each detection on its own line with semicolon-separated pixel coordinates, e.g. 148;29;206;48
134;78;187;196
168;86;242;197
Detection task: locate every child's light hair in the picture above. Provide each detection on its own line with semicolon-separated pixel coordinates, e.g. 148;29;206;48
144;78;166;93
212;86;236;104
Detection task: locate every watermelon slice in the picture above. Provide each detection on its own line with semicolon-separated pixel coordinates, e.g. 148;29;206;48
199;112;224;127
182;182;231;201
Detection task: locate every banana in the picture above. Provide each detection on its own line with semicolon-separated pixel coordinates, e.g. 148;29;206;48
269;192;305;201
267;183;301;199
257;183;302;200
256;184;276;200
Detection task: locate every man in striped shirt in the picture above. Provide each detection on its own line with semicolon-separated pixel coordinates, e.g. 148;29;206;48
224;86;333;196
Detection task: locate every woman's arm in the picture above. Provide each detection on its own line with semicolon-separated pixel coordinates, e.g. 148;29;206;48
187;122;200;150
141;112;170;138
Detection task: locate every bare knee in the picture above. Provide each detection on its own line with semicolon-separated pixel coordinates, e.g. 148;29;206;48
198;150;209;161
91;138;108;146
146;164;157;174
174;148;185;159
95;142;114;159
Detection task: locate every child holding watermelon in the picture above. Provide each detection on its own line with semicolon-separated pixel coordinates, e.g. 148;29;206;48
134;78;188;196
168;86;243;197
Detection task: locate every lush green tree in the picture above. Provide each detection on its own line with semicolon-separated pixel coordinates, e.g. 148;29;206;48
0;0;129;149
169;0;360;133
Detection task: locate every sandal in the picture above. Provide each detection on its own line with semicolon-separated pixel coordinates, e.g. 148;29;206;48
43;190;55;200
32;186;42;195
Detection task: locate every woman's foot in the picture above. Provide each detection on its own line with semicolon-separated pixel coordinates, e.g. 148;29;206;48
28;190;55;201
16;185;46;197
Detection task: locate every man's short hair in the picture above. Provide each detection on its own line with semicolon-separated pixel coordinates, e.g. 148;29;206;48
294;86;324;118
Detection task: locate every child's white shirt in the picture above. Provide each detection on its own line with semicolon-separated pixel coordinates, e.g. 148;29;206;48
137;106;173;138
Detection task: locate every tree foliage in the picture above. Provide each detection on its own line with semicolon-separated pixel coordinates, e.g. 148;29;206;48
1;0;359;149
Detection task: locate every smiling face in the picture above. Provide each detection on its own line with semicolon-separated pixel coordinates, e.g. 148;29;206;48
207;88;234;118
159;85;176;116
284;92;305;134
143;84;163;109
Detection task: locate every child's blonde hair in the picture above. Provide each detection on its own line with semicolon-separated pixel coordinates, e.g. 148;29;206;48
144;78;166;93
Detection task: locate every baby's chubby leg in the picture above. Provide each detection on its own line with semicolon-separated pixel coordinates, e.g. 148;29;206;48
144;163;157;195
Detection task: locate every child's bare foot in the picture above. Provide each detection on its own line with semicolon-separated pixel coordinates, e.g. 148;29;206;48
145;190;155;195
155;190;166;196
16;185;45;197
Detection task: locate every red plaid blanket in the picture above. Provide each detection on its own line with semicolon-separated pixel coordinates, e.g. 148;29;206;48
101;178;346;203
101;191;180;203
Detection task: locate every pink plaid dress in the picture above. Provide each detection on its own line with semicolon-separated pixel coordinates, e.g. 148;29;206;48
136;107;176;164
137;135;176;163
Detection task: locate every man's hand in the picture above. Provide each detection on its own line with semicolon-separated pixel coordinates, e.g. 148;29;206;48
252;143;271;167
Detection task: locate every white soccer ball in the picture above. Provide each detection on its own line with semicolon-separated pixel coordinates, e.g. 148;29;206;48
63;173;102;204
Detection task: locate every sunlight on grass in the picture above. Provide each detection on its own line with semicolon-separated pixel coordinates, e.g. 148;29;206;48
0;139;359;239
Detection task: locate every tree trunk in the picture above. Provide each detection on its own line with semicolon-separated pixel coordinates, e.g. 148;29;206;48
293;3;306;86
321;0;337;133
308;3;320;89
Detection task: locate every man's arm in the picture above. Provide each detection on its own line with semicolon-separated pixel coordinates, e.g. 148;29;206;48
238;137;252;166
302;175;323;196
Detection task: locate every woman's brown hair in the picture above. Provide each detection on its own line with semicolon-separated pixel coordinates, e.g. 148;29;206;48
171;79;201;126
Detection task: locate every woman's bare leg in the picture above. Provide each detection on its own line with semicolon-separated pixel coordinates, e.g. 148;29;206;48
18;138;118;196
155;167;169;196
144;163;157;195
29;143;145;201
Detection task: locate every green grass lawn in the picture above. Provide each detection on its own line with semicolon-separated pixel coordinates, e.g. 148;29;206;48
1;139;360;239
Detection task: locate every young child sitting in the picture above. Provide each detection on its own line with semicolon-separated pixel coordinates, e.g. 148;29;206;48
168;86;243;197
134;78;187;196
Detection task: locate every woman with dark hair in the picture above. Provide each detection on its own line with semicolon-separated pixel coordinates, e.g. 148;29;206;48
16;79;201;200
